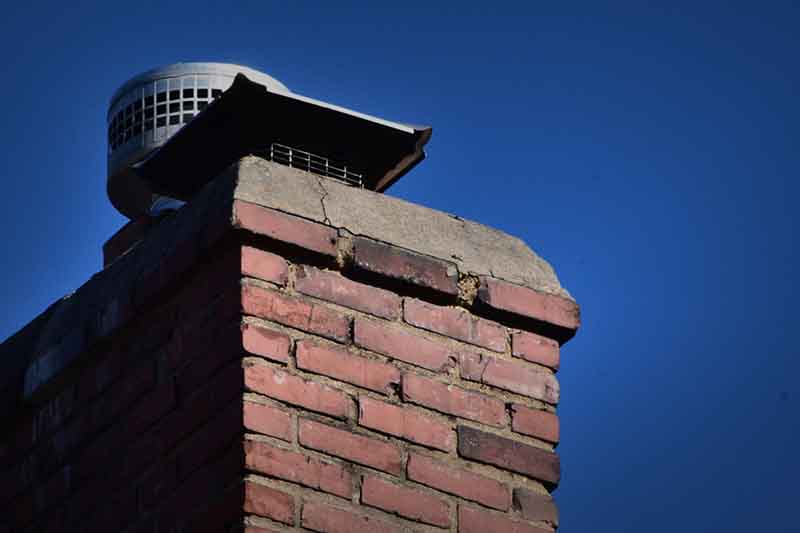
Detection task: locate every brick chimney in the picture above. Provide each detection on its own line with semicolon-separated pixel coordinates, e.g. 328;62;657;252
0;157;579;532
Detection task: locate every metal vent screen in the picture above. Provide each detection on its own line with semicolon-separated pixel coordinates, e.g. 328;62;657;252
108;79;223;153
263;143;364;187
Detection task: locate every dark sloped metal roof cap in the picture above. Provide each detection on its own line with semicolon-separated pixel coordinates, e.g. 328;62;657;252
108;73;432;219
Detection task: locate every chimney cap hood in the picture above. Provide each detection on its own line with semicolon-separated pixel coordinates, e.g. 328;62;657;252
108;73;432;219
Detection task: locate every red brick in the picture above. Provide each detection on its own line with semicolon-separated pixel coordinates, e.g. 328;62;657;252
407;453;510;510
244;481;294;524
165;312;239;374
139;461;178;510
512;330;560;370
513;488;559;526
80;487;137;532
172;322;244;396
296;266;401;319
354;318;456;372
7;489;34;529
234;199;337;256
176;401;241;478
478;276;580;330
102;216;153;266
123;515;155;533
147;361;243;463
242;323;291;364
457;426;560;485
296;341;400;395
362;475;450;527
403;373;507;427
241;245;289;285
511;405;559;443
243;401;292;441
245;440;352;498
71;375;169;484
460;353;559;404
90;360;156;430
183;486;243;533
245;363;351;419
33;464;71;514
459;505;550;533
302;500;402;533
359;396;455;452
404;298;506;352
352;236;459;296
298;419;402;475
242;284;351;342
78;346;125;403
154;444;242;530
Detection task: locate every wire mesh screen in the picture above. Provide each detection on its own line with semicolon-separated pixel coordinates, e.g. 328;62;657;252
263;143;364;188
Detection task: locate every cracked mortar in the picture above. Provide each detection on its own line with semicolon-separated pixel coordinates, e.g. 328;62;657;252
228;156;573;301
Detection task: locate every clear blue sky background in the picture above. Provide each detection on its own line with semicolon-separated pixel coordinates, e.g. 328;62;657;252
1;2;797;531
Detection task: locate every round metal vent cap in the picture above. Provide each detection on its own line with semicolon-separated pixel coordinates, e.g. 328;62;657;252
106;62;289;218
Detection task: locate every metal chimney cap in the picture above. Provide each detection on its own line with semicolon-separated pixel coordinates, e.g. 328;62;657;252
109;62;290;109
106;63;291;215
106;63;431;219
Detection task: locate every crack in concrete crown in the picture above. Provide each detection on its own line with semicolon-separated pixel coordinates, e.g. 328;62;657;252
314;176;332;225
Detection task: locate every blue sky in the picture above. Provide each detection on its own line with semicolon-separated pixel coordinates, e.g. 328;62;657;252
1;2;798;531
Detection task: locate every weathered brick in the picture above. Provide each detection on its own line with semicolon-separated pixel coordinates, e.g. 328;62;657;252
511;405;559;443
354;318;456;372
296;341;400;395
296;266;401;319
457;426;560;485
245;440;352;499
459;505;550;533
244;481;294;524
242;284;351;342
460;353;559;404
403;373;507;427
242;323;291;364
404;298;506;352
513;488;559;526
478;276;580;331
352;236;459;296
245;363;351;419
241;246;289;285
242;285;350;341
243;401;292;441
234;199;337;257
302;500;402;533
359;396;455;452
407;453;510;510
361;475;450;527
512;330;559;370
298;419;402;475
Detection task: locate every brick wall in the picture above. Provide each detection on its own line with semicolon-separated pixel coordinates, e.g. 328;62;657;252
0;158;579;532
